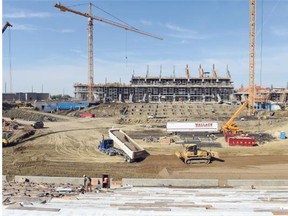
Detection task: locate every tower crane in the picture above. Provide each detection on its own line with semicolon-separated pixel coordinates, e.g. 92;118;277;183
55;3;162;102
2;21;12;34
248;0;256;116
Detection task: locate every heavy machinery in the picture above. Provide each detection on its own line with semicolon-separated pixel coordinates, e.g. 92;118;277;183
98;129;149;163
2;129;35;146
221;100;248;134
98;138;127;159
175;144;220;164
2;119;36;146
31;121;44;129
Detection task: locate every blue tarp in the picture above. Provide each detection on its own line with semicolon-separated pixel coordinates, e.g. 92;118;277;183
42;102;89;112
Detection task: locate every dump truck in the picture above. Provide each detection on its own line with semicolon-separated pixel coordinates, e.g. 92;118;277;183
106;128;149;162
175;144;220;164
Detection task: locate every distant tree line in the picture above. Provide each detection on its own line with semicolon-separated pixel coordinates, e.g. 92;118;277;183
50;94;72;101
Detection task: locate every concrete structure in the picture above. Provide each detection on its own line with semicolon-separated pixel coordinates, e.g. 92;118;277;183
227;179;288;187
122;178;219;187
74;65;234;103
2;92;50;102
235;86;288;105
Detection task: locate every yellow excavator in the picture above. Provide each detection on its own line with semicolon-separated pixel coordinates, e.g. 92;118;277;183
175;144;220;164
221;100;248;134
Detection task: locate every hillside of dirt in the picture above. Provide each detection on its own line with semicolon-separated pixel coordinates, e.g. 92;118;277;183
2;103;288;182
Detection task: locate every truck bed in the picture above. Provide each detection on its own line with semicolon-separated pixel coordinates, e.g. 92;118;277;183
108;128;148;161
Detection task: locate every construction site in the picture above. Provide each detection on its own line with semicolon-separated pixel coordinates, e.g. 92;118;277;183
2;1;288;215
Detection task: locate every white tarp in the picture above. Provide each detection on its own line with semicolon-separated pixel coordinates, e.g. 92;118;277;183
167;122;218;132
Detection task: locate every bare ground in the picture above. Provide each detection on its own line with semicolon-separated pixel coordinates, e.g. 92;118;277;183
2;106;288;182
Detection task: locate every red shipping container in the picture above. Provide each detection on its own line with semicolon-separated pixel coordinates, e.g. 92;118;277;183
224;133;247;142
225;133;238;142
228;137;256;146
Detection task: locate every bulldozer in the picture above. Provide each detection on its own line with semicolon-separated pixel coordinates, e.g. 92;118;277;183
175;144;220;164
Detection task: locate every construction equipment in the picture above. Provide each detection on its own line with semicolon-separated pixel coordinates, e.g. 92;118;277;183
31;121;44;129
221;100;248;134
2;119;36;146
2;21;12;34
98;137;128;159
2;129;35;146
248;0;256;116
175;144;220;164
55;3;162;102
102;128;149;162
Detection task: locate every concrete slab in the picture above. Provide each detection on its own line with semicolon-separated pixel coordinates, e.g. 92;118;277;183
3;187;288;216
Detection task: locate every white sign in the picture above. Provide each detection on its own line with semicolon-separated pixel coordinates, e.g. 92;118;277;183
167;122;218;132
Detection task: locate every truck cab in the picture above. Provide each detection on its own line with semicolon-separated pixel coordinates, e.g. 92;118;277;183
98;139;114;152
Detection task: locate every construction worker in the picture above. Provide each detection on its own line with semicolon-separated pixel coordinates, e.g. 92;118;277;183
83;175;92;192
103;176;109;188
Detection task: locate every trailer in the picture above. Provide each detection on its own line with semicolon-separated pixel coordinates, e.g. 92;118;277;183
108;128;149;162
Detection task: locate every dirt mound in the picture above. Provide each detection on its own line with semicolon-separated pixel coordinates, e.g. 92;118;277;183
2;109;64;122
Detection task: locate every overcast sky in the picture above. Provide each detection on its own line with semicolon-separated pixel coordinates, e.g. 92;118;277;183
2;0;288;96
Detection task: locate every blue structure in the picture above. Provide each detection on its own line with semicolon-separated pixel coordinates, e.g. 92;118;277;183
42;102;89;112
280;132;286;139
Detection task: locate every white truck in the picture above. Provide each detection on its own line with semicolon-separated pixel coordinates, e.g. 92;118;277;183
108;128;149;162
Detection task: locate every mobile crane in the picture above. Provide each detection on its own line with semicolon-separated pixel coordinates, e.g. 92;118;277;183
221;100;248;134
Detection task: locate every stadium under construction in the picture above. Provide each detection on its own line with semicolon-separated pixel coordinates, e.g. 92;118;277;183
73;65;288;106
74;65;235;103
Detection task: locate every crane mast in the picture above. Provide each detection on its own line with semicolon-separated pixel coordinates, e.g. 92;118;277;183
87;3;94;102
55;3;162;102
248;0;256;116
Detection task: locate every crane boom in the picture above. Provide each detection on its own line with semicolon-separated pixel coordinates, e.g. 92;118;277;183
221;100;248;134
55;3;162;101
248;0;256;116
2;21;12;34
55;3;163;40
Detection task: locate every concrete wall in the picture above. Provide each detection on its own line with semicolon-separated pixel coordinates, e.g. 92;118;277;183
8;176;288;188
13;176;108;187
122;178;219;187
14;176;84;185
227;179;288;187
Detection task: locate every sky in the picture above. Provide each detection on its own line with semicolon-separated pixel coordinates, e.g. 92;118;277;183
2;0;288;96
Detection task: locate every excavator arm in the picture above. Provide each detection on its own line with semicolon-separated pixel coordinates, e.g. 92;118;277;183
2;21;12;34
221;100;248;134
